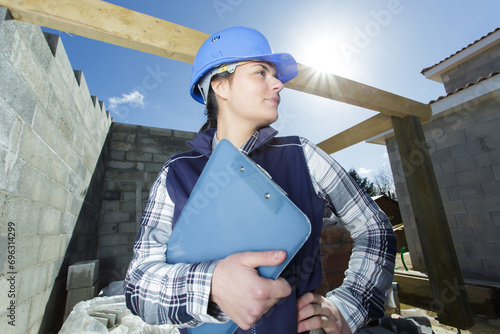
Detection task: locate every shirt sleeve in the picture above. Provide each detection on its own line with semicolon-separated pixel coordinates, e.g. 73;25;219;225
124;163;229;327
300;137;397;333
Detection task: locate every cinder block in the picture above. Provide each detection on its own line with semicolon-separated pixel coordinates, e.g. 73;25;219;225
110;150;125;161
28;289;50;329
450;227;475;243
435;173;459;188
466;117;500;140
101;211;131;224
458;256;486;278
144;162;164;173
90;312;116;328
491;211;500;228
472;227;500;244
0;97;20;148
443;115;475;133
18;264;49;305
464;197;500;213
139;145;163;154
483;257;500;282
64;285;97;316
492;163;500;180
110;140;135;151
457;184;483;199
449;140;483;159
121;191;136;202
11;31;51;110
441;156;475;174
117;222;138;234
152;153;170;163
464;242;499;260
102;200;119;211
457;166;494;186
0;52;37;124
435;129;467;150
118;201;136;213
473;104;499;124
485;132;500;150
98;245;131;258
429;146;452;163
172;129;196;140
66;259;99;290
98;234;134;247
108;160;136;170
98;223;118;234
38;206;63;234
443;199;466;214
472;151;500;168
38;235;62;263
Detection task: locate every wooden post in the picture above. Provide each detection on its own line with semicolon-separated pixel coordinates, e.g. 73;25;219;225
391;115;474;329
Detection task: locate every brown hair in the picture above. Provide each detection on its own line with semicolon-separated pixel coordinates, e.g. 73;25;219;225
198;70;233;132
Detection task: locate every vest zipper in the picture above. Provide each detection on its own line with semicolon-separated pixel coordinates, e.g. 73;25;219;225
251;324;256;334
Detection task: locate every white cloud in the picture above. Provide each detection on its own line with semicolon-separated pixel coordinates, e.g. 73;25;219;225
108;91;144;117
358;167;373;176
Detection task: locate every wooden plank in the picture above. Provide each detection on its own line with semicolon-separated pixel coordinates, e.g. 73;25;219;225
391;115;474;329
317;113;393;154
394;271;500;318
0;0;432;123
0;0;209;64
286;63;432;120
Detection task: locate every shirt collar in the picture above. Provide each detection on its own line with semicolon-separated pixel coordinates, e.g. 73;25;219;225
212;131;259;155
188;126;278;157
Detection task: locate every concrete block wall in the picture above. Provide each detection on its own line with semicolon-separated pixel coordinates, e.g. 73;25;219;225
98;123;196;289
441;43;500;94
0;8;111;334
386;90;500;282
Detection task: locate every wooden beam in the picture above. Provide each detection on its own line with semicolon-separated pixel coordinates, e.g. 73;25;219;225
317;113;393;154
0;0;209;64
286;63;432;120
0;0;432;124
391;115;474;329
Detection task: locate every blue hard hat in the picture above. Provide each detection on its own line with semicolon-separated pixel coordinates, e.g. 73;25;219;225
190;26;298;104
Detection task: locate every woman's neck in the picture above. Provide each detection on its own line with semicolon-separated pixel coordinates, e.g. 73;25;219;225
215;122;257;149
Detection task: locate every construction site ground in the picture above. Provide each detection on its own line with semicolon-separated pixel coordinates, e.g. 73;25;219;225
394;252;500;334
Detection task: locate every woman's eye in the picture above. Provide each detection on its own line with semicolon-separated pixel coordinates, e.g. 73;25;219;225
258;70;266;76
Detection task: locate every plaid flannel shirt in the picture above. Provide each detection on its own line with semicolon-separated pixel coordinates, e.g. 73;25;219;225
124;134;396;332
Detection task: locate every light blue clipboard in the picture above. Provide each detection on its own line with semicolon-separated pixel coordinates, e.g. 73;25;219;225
166;139;311;334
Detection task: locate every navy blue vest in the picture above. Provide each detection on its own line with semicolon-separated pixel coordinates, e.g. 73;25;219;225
167;127;325;333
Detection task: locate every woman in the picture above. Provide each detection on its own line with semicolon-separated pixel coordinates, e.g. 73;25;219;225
125;26;396;333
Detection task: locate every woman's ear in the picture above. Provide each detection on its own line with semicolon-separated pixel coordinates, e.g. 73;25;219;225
211;77;229;100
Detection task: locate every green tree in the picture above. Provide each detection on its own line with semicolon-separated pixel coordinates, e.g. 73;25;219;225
348;168;376;196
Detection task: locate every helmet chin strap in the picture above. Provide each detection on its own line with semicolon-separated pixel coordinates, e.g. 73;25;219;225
197;61;252;103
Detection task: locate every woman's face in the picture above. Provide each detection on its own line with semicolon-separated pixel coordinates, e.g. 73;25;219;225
220;61;285;131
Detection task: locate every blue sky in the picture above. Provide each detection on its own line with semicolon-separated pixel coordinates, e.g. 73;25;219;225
42;0;500;179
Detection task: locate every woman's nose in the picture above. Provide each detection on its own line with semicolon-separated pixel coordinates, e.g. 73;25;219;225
272;76;285;92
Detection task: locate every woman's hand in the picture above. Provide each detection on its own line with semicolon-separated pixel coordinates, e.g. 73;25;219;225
297;292;352;334
210;250;292;330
